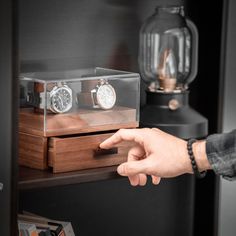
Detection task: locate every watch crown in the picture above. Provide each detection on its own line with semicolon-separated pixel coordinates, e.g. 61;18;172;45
99;79;107;85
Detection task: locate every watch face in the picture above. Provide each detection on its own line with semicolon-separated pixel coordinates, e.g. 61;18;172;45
50;86;72;113
96;84;116;110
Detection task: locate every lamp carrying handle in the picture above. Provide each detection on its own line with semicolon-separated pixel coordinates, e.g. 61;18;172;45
186;19;199;87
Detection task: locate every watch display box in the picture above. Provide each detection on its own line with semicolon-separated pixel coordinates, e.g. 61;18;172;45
20;67;140;136
19;68;140;173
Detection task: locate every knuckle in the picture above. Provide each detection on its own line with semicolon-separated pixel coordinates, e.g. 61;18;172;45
123;164;131;174
142;128;150;132
123;164;135;175
119;128;126;132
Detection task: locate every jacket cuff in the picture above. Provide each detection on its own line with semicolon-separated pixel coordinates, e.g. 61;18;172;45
206;130;236;181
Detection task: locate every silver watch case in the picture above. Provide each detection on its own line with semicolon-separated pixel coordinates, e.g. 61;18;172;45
90;79;116;110
40;84;73;113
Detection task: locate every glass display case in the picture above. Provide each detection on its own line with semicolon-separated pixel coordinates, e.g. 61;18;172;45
19;68;140;173
19;67;140;137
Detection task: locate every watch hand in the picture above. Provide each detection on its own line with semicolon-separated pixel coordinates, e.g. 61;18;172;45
58;96;64;109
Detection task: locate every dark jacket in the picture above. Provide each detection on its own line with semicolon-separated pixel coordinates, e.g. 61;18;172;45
206;129;236;180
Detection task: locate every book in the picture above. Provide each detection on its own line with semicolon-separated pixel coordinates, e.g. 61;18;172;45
18;222;39;236
18;213;75;236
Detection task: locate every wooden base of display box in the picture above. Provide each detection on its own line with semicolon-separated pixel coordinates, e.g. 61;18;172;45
19;107;137;137
19;132;48;170
19;132;134;173
19;106;138;173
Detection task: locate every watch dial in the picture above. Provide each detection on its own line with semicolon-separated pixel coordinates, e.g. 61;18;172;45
97;84;116;109
51;87;72;113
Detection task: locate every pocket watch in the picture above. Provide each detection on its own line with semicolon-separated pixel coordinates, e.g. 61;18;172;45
27;82;73;114
90;79;116;110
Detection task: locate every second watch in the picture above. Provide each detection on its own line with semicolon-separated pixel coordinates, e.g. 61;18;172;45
90;79;116;110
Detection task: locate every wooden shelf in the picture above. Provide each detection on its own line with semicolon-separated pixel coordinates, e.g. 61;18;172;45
19;166;121;190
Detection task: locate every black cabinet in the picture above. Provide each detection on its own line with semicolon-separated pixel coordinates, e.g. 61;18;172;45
0;1;18;235
0;0;225;235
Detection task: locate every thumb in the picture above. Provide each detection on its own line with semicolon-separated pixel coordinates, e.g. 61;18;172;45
117;160;147;176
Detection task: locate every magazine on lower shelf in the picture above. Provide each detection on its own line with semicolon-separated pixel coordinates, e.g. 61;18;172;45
18;212;75;236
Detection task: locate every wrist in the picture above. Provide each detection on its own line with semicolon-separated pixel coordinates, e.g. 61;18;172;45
192;140;212;172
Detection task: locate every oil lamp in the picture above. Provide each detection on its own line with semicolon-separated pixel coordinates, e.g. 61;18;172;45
138;5;207;139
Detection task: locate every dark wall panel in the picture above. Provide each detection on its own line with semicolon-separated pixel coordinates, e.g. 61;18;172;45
18;0;222;235
218;0;236;235
19;0;141;72
19;1;197;236
0;1;18;236
20;177;195;236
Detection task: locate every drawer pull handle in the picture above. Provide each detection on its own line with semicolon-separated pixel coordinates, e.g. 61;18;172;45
93;147;118;157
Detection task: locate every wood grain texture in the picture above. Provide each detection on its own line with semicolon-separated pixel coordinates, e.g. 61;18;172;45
19;107;138;137
19;132;48;170
19;131;134;173
48;132;133;173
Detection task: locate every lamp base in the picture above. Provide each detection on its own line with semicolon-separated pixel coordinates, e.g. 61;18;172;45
140;91;208;139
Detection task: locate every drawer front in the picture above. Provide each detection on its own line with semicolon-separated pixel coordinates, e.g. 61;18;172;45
48;133;132;173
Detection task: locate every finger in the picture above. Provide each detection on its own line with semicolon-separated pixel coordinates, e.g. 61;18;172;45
125;146;145;186
100;129;144;149
128;175;140;186
117;159;149;176
128;173;147;186
138;173;147;186
151;175;161;185
128;145;145;162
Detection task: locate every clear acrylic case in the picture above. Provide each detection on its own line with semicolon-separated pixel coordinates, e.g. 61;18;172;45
19;68;140;137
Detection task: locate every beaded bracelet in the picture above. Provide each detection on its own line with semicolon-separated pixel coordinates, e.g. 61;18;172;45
187;139;207;179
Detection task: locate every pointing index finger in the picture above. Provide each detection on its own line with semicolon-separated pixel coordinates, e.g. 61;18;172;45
99;128;144;149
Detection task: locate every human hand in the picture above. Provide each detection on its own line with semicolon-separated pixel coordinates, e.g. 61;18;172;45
100;128;210;186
